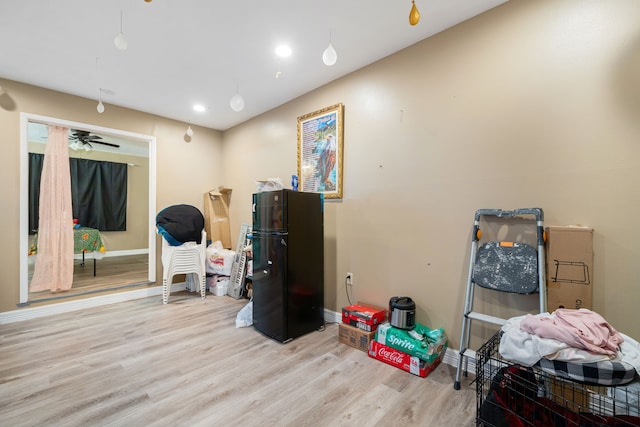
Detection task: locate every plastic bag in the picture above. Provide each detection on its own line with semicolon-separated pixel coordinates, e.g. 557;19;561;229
255;178;283;192
206;240;235;275
235;299;253;328
185;273;200;292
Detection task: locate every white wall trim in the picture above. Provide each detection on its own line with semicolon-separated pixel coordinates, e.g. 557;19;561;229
19;112;157;304
73;248;149;260
106;248;149;257
443;347;475;374
324;307;342;323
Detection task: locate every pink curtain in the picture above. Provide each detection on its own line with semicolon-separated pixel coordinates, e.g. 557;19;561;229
29;125;74;292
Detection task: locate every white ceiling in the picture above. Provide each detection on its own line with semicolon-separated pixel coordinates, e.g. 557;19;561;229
0;0;507;131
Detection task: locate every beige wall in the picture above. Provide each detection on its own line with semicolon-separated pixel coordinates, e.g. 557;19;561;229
223;0;640;347
1;0;639;350
0;80;224;312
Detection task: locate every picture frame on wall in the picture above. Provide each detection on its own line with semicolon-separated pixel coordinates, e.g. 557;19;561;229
297;103;344;199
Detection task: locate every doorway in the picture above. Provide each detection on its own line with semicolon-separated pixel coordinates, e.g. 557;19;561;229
19;113;157;305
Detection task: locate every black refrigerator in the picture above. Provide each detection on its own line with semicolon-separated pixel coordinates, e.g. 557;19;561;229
251;189;324;343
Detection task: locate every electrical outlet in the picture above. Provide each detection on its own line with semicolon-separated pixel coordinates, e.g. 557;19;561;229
346;272;353;285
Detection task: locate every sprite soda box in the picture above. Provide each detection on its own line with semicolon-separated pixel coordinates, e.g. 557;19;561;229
374;321;447;363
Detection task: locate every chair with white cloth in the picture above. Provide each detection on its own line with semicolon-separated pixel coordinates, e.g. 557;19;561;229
156;204;207;304
161;229;207;304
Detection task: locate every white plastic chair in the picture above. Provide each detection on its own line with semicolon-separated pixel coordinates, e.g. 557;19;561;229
161;229;207;304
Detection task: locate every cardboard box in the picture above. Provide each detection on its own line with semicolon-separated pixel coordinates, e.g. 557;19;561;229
549;377;606;413
368;340;446;378
204;187;232;249
375;321;447;363
338;323;376;352
342;302;387;332
545;226;593;311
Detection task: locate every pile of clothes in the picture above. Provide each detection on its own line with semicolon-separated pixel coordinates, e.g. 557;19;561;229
478;309;640;426
500;308;640;377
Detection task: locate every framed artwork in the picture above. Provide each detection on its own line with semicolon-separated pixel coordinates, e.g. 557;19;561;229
297;103;344;199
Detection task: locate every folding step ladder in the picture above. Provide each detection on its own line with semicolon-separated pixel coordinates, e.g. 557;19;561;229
454;208;546;390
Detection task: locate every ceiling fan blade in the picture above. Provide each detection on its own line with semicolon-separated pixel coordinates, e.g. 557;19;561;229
69;129;118;148
93;140;120;148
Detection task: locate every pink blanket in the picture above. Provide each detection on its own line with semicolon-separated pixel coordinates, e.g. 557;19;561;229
520;309;624;356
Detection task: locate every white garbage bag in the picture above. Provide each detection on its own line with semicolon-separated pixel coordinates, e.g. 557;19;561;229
235;299;253;328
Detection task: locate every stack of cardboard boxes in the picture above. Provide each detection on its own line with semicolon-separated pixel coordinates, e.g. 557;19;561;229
338;301;448;378
338;302;387;352
369;322;448;378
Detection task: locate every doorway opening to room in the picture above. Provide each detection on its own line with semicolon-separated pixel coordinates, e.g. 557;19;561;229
19;113;157;306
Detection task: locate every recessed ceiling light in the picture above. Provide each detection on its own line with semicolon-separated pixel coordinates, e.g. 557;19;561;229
275;45;292;58
193;104;206;112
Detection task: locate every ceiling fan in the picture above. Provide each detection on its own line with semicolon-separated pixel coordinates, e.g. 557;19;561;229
69;129;120;151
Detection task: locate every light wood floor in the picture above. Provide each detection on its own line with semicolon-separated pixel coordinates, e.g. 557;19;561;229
28;254;150;303
0;295;477;426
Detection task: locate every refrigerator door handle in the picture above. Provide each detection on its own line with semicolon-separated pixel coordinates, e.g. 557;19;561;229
264;260;272;275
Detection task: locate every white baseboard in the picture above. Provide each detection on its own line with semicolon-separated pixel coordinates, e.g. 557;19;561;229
324;307;342;323
103;248;150;257
443;347;475;373
74;248;149;260
29;249;149;264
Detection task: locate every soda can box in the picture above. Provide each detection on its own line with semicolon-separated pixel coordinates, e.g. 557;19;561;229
338;323;376;352
342;303;387;332
368;341;446;378
374;321;447;363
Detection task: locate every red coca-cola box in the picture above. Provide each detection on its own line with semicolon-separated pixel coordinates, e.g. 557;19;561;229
368;340;445;378
342;302;387;332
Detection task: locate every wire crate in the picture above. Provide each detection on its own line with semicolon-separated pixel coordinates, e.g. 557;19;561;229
476;331;640;426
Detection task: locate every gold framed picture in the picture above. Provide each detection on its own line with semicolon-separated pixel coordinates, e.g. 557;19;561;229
297;103;344;199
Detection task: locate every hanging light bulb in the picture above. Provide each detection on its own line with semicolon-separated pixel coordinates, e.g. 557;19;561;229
114;10;128;50
230;91;245;112
97;88;105;113
186;125;193;137
322;33;337;66
409;0;421;26
322;43;337;66
114;33;127;50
